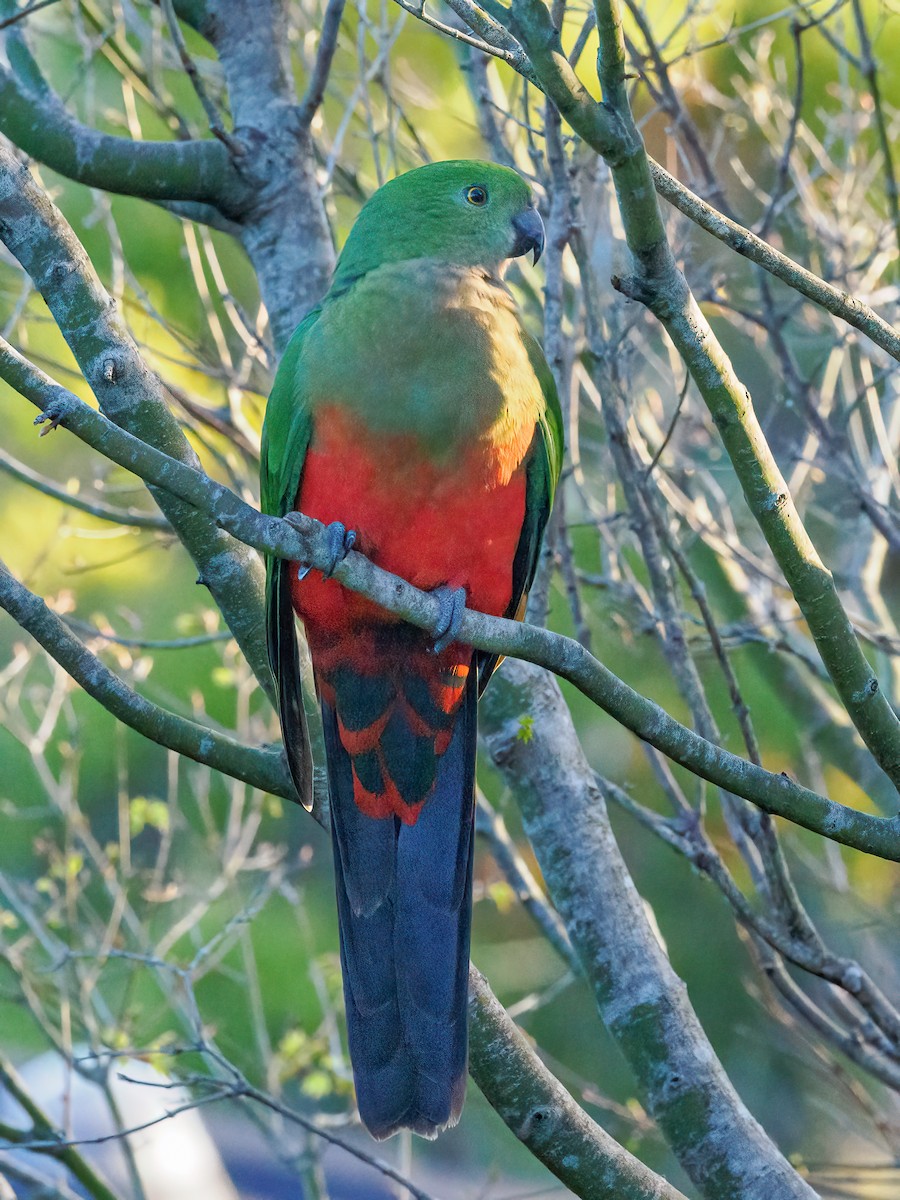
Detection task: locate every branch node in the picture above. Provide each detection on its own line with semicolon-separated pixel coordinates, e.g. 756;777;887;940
34;390;75;435
101;355;122;385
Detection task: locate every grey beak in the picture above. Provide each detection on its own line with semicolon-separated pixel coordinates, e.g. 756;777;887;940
511;206;546;265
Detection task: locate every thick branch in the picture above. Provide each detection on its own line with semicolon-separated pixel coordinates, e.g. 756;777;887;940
0;43;251;215
468;967;687;1200
199;0;335;348
483;660;819;1200
6;344;899;862
0;141;272;699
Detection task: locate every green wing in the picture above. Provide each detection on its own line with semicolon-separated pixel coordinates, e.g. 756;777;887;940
477;326;564;694
260;310;320;809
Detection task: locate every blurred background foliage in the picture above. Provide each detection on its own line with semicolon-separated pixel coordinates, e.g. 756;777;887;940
1;0;899;1196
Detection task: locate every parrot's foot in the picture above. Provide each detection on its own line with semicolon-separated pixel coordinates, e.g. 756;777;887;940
431;586;467;654
321;521;357;578
287;515;356;582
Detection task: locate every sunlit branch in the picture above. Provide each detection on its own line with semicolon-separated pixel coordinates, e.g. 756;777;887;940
649;161;900;363
426;3;900;361
497;0;900;795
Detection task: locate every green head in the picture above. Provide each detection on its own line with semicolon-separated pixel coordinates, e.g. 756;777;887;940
331;160;544;291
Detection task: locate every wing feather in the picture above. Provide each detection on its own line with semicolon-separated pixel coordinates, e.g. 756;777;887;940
477;323;564;693
260;311;321;808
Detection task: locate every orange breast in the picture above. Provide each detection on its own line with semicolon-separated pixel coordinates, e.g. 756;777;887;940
291;404;529;646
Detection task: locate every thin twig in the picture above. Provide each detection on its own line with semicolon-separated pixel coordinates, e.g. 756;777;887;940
299;0;348;124
159;0;243;154
0;0;61;31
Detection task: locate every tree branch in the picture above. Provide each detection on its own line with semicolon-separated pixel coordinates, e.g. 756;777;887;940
298;0;348;126
5;340;899;862
502;0;900;795
476;791;577;969
0;38;251;216
0;0;61;31
482;659;819;1200
160;0;242;152
0;1056;121;1200
850;0;900;270
195;0;335;349
0;561;298;803
435;2;900;364
0;141;273;700
468;967;688;1199
0;445;171;530
648;161;900;364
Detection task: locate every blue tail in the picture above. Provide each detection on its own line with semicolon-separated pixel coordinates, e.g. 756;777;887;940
321;669;477;1139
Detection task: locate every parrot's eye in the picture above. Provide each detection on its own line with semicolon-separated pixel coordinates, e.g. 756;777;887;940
465;185;488;206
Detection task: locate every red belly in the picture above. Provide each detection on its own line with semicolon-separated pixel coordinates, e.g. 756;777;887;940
291;405;528;648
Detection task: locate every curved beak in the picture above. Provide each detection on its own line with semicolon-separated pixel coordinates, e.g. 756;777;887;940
511;206;546;265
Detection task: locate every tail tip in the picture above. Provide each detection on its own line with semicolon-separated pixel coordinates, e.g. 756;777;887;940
359;1076;467;1141
364;1105;463;1141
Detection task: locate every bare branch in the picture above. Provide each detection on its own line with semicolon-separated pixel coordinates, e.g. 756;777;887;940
298;0;348;125
160;0;242;152
432;3;900;363
0;45;251;215
482;658;819;1200
849;0;900;269
468;966;689;1200
0;561;298;803
499;0;900;794
0;445;171;530
476;791;577;969
0;0;60;32
649;161;900;364
0;1056;120;1200
193;0;335;347
5;340;899;860
0;140;272;699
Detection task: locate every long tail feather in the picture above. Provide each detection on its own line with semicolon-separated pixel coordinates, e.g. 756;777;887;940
322;668;477;1139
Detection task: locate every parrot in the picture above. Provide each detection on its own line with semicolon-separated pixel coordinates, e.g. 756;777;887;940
260;159;562;1140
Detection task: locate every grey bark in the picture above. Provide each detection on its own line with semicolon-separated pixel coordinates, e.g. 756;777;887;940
202;0;336;348
0;142;272;697
482;658;820;1200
